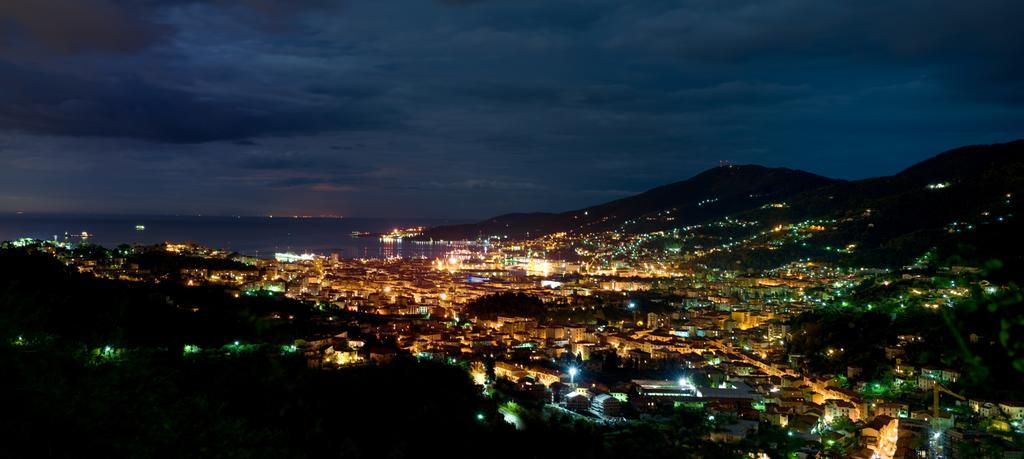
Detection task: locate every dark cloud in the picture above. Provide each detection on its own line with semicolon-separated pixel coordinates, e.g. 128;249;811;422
0;60;402;143
0;0;1021;217
0;0;170;57
426;179;548;191
265;176;360;194
238;151;314;170
604;0;1024;97
434;0;489;6
0;0;341;59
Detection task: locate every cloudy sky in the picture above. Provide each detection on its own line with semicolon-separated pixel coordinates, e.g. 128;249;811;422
1;0;1022;218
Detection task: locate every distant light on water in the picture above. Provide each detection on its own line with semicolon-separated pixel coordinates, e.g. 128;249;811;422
0;214;476;260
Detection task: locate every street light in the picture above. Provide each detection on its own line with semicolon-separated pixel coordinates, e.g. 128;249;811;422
678;377;692;390
628;302;636;309
568;367;578;386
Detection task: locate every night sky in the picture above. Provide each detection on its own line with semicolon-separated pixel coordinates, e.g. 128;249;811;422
1;0;1022;218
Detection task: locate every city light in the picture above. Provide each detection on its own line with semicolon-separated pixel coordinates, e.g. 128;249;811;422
678;377;694;391
4;146;1020;457
0;0;1018;453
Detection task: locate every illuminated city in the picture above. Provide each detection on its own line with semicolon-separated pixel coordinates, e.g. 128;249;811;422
2;1;1023;458
5;142;1024;457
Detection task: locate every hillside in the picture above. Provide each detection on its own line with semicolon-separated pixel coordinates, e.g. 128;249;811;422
424;140;1024;271
422;165;840;240
690;140;1024;271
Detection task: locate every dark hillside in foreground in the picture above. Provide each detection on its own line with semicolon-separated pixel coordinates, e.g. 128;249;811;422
0;248;786;459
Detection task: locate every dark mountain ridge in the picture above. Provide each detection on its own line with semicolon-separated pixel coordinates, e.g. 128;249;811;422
422;165;840;240
730;140;1024;269
748;140;1024;222
424;141;1023;251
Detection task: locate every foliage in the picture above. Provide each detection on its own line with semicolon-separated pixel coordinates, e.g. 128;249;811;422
0;248;317;347
786;258;1024;400
0;346;489;458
